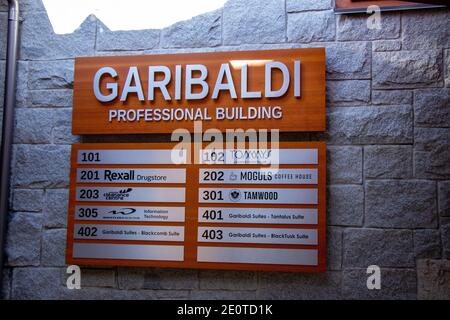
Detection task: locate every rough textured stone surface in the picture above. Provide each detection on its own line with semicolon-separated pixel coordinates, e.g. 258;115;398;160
417;259;450;300
6;213;42;266
337;13;400;41
326;42;371;79
42;229;67;267
414;89;450;127
414;230;441;259
343;268;417;300
14;108;71;144
343;229;414;268
2;269;11;299
223;0;285;45
327;146;362;184
328;185;364;227
288;11;335;43
0;13;6;58
373;50;442;89
365;180;437;228
118;268;198;290
21;13;96;60
364;146;413;179
71;269;116;288
43;189;69;228
199;270;257;290
439;181;450;216
53;125;81;144
445;50;450;87
327;227;342;271
15;62;29;108
28;60;74;90
327;106;413;144
162;11;221;48
414;128;450;179
97;23;160;51
12;145;71;188
443;218;450;259
372;90;412;105
12;189;44;212
0;61;4;105
327;80;370;106
256;272;342;299
29;90;73;107
287;0;331;12
402;10;450;50
372;40;401;52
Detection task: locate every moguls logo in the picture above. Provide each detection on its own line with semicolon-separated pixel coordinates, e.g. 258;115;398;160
229;189;241;202
103;188;133;201
108;208;136;215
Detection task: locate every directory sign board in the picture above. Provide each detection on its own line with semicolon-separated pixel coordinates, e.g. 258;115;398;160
66;142;326;272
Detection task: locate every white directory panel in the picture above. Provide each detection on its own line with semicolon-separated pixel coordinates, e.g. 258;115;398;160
76;187;186;203
73;243;184;261
198;188;317;204
197;247;318;266
77;149;187;164
199;168;318;184
198;207;318;225
198;227;317;245
199;149;318;165
74;224;184;242
75;205;185;222
76;168;186;184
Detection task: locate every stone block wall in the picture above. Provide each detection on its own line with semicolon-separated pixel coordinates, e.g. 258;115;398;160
0;0;449;300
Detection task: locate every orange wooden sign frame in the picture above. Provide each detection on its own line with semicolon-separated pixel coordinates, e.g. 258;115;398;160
72;49;326;134
66;142;326;272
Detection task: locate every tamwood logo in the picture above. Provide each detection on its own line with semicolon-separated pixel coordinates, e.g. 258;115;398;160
103;188;133;201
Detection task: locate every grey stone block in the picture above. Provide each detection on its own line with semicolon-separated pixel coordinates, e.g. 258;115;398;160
12;268;63;299
445;50;450;87
15;61;29;108
414;128;450;179
192;290;256;300
343;228;414;268
372;90;412;105
439;181;450;216
414;230;441;259
199;270;257;290
327;80;370;106
161;11;221;48
326;42;371;80
327;227;342;271
287;0;331;12
0;13;6;58
337;13;400;41
42;229;67;267
327;106;413;144
53;126;81;145
61;268;116;288
223;0;285;45
12;144;71;188
364;146;413;179
442;218;450;259
97;22;160;51
6;213;42;266
43;189;68;228
417;259;450;300
287;11;335;43
0;61;4;105
28;60;74;90
365;180;437;228
12;189;44;212
372;40;401;52
2;268;11;299
328;185;364;227
29;90;73;107
118;268;198;290
256;272;342;299
21;12;96;60
373;50;442;89
343;268;416;300
14;108;71;144
327;146;362;184
414;89;450;127
402;10;450;50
